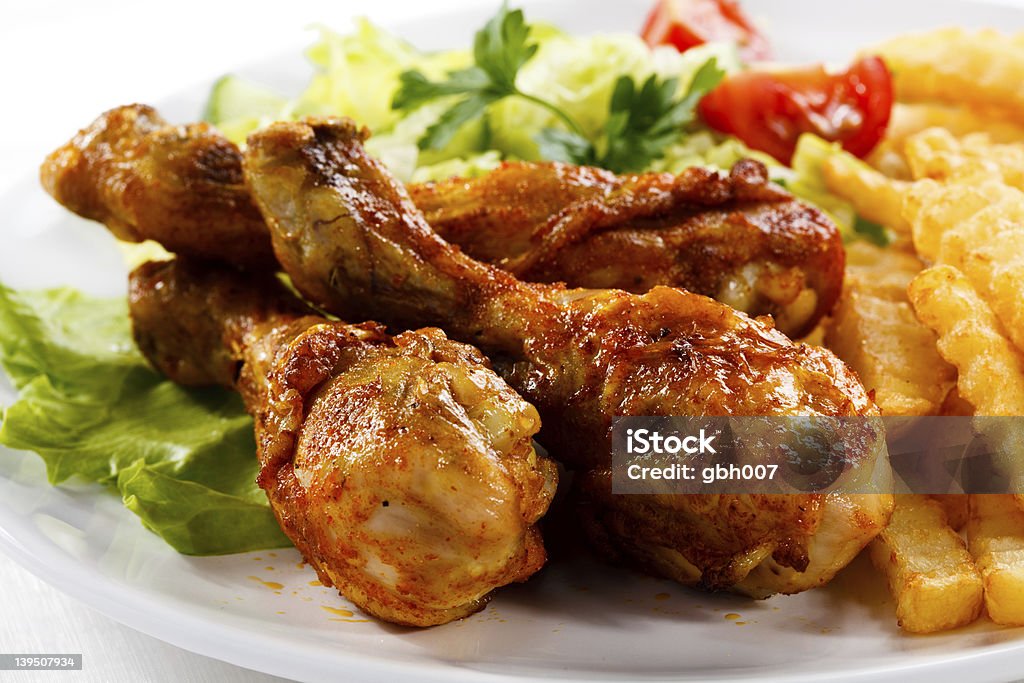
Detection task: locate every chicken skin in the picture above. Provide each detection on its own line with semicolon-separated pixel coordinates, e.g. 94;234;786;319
41;106;891;596
128;258;556;626
241;117;893;596
40;104;275;269
411;161;843;337
42;105;841;336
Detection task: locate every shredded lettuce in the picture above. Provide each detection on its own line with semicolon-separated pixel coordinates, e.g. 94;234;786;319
650;130;782;177
486;35;740;162
296;19;472;130
0;283;289;555
206;20;744;182
205;14;870;235
410;150;503;183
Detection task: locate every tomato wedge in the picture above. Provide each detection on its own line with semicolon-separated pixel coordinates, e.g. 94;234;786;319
640;0;771;62
697;56;894;165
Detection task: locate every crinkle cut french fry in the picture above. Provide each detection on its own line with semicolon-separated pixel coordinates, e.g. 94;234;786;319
872;28;1024;118
968;495;1024;626
902;180;1015;263
905;127;1024;190
955;221;1024;354
908;266;1024;416
900;129;1024;356
888;103;1024;148
867;103;1024;181
869;494;983;633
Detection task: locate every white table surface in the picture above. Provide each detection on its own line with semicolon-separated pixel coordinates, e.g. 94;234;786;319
2;1;1023;681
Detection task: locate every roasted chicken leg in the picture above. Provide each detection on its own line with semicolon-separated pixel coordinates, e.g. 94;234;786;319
241;118;892;596
128;257;556;626
411;161;843;337
40;105;275;269
42;105;841;335
41;106;891;596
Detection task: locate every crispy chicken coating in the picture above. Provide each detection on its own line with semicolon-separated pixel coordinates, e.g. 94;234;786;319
129;258;556;626
40;105;275;269
411;161;844;337
41;106;890;596
241;117;892;596
42;105;841;336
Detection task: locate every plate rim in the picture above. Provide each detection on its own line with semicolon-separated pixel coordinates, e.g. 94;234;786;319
5;1;1024;681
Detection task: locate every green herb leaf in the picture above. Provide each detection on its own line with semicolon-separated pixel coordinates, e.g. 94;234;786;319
680;57;729;108
599;58;725;173
392;67;492;111
392;5;724;172
419;91;502;150
853;215;893;247
392;3;541;151
473;2;537;92
535;127;595;165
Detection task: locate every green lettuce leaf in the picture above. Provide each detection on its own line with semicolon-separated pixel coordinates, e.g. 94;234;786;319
0;283;289;555
205;19;743;183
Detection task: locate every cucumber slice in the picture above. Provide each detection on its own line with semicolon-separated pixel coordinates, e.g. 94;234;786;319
203;75;288;124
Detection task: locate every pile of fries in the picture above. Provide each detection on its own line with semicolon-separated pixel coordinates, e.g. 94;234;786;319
815;28;1024;633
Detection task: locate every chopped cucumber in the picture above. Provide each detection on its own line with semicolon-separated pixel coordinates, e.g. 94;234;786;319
202;75;288;125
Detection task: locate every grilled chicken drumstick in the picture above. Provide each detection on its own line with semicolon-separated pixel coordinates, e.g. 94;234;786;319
241;117;892;597
40;105;275;269
42;105;840;335
128;257;556;627
41;107;890;596
411;161;843;337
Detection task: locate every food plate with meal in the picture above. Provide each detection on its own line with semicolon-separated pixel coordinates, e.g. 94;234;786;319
3;0;1024;680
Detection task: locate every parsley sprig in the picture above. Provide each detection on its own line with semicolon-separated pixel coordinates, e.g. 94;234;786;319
391;3;725;173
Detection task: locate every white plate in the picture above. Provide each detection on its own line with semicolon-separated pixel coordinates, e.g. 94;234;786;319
3;1;1024;681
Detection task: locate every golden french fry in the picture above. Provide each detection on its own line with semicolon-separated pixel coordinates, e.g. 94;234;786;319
886;103;1024;148
868;102;1024;179
822;154;910;233
842;241;922;300
905;127;1024;189
913;196;1024;355
826;290;952;416
826;243;955;416
959;231;1024;353
870;494;983;633
872;28;1024;119
899;130;1024;352
967;495;1024;626
902;179;1014;263
866;144;912;180
936;196;1024;270
931;494;969;531
908;266;1024;415
904;127;962;177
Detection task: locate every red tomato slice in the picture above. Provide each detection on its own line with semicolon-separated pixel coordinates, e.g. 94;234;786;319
697;56;894;165
640;0;772;62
